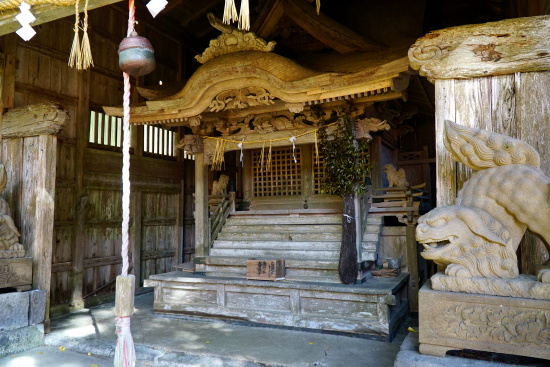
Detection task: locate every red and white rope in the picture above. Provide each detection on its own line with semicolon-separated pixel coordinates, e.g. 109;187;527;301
121;0;135;278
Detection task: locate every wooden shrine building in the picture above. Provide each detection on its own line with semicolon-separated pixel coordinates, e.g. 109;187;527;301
0;0;547;341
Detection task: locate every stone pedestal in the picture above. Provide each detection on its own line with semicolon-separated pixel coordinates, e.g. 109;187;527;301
419;281;550;360
0;289;46;357
0;258;32;289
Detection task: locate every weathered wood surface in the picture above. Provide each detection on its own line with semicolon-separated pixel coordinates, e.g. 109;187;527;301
194;153;210;266
0;257;32;288
409;15;550;79
0;0;123;38
282;0;384;53
1;102;69;138
433;71;550;273
19;135;57;328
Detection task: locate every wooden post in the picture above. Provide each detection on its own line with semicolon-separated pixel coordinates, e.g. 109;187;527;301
194;153;209;270
70;67;91;311
130;191;142;285
409;15;550;273
242;150;253;204
406;224;419;311
21;135;57;333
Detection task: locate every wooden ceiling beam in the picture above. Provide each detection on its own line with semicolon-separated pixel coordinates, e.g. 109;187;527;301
282;0;386;53
0;0;122;38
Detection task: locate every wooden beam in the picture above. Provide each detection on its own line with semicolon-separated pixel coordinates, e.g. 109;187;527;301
2;102;69;138
283;0;385;53
0;0;123;38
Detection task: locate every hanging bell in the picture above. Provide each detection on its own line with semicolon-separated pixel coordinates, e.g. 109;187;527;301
118;31;156;76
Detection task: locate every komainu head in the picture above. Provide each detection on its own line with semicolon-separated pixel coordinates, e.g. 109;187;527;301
416;205;518;279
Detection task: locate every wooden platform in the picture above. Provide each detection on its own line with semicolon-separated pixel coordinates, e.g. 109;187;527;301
144;271;409;341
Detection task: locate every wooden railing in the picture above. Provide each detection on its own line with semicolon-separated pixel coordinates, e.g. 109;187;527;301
209;193;235;247
365;183;427;224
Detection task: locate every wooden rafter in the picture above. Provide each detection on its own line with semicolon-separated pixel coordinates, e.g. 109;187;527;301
0;0;122;38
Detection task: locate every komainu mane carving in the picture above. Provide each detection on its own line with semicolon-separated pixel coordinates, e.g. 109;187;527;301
416;120;550;280
195;13;276;64
209;87;274;112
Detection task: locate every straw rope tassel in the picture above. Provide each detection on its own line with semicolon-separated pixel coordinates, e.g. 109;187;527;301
114;1;136;366
80;0;94;69
260;140;265;171
238;0;250;30
316;0;321;15
223;0;238;24
68;0;81;69
266;142;272;172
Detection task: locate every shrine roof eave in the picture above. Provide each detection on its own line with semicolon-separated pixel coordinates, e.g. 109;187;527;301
103;50;411;126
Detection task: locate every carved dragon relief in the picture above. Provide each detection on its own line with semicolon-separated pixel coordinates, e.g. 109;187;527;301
416;120;550;281
195;13;276;64
209;87;275;112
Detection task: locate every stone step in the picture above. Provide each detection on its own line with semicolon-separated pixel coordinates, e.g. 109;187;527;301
221;224;342;233
366;216;382;224
217;231;341;241
209;248;339;260
362;232;379;242
212;240;341;250
364;224;382;233
144;272;410;341
225;215;342;226
206;256;338;270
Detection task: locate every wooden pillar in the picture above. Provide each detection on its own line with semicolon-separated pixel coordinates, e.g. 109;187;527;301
21;135;57;332
194;153;209;269
242;150;253;204
70;68;90;311
409;15;550;273
406;224;419;311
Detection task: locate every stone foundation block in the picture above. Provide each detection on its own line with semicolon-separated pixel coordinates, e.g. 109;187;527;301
0;324;44;358
419;281;550;361
0;292;29;331
29;290;47;325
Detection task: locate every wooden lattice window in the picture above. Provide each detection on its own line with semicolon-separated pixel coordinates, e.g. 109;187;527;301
252;147;302;197
144;125;176;157
89;110;124;148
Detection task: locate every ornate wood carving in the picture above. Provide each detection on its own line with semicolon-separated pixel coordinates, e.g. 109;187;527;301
209;87;275;112
176;135;204;153
408;15;550;80
195;13;276;64
3;102;69;138
354;118;390;140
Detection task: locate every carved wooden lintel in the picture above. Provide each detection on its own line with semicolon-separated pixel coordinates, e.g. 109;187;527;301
408;15;550;80
2;102;69;138
209;87;275;112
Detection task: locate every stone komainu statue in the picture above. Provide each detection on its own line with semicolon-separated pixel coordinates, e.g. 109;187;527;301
211;174;229;195
416;120;550;280
383;164;409;187
0;164;24;258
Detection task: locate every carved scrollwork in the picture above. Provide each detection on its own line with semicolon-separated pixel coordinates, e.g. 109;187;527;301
176;134;204;154
443;304;550;347
209;87;275;112
195;26;276;64
408;44;445;71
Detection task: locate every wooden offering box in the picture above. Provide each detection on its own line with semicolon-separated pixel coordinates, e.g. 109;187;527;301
246;259;285;281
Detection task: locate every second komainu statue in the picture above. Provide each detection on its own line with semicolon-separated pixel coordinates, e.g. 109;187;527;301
0;164;24;258
416;120;549;282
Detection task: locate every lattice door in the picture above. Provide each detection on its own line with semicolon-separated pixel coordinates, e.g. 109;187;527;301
252;147;302;197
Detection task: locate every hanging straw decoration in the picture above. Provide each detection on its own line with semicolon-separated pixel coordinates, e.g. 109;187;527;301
222;0;238;25
80;0;93;69
212;139;227;171
238;0;250;31
259;140;265;171
266;142;272;172
114;1;137;366
316;0;321;15
68;0;81;69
